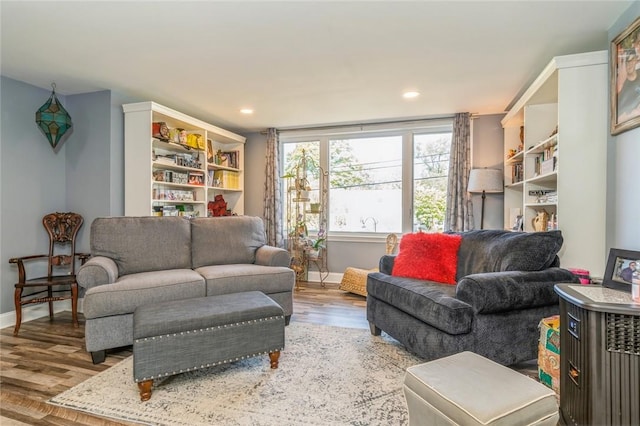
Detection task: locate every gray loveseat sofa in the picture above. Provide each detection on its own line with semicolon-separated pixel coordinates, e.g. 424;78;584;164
77;215;294;363
367;230;579;366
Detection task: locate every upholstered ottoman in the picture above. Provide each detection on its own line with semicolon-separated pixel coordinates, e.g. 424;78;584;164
404;351;558;426
133;291;285;401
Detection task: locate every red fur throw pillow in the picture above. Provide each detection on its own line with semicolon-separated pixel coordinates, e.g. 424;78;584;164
392;232;462;284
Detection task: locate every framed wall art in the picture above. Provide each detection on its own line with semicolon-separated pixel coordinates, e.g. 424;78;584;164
603;248;640;292
611;16;640;135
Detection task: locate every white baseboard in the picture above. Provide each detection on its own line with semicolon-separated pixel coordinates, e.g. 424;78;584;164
0;298;84;331
307;271;343;284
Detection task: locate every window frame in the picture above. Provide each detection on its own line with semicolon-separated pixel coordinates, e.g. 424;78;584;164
280;119;453;242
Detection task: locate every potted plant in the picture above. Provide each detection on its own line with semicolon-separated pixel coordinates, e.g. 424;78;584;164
304;229;325;260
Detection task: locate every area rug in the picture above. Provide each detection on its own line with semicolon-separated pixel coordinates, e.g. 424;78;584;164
48;322;423;425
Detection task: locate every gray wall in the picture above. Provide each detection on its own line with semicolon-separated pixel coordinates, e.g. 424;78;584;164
607;3;640;253
0;77;133;314
243;115;505;276
1;78;68;314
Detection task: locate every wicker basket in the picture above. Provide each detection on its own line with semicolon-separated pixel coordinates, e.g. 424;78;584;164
339;267;377;297
339;233;397;297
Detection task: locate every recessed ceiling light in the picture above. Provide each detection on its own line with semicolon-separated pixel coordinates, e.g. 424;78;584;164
403;91;420;99
240;108;254;114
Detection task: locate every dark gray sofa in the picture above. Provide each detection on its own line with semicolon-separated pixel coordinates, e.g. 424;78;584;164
77;216;294;363
366;230;579;366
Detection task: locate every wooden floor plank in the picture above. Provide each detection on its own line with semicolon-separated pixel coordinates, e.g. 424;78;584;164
0;282;367;425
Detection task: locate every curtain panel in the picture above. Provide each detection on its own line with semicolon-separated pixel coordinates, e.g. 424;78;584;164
444;113;474;231
263;128;284;247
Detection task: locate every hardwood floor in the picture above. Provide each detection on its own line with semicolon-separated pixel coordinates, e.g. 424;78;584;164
0;282;367;425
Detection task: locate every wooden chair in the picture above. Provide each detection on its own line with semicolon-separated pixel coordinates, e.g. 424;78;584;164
9;212;89;335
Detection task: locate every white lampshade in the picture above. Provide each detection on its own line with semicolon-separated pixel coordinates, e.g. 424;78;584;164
467;169;503;193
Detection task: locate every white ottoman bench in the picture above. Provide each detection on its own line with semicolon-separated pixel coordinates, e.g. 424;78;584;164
404;351;558;426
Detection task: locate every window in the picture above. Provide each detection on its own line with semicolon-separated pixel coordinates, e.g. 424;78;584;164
413;133;451;232
281;120;452;236
330;136;402;233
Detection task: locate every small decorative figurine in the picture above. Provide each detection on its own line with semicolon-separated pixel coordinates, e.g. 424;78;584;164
532;210;549;232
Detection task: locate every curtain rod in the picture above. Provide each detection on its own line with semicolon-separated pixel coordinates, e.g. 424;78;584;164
260;114;464;135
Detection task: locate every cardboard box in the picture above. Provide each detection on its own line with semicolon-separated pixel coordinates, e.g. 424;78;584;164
538;315;560;394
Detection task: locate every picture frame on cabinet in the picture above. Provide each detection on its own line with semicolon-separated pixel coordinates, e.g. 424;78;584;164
610;16;640;135
603;248;640;292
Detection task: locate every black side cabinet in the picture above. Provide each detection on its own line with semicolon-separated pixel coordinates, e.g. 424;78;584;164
554;284;640;426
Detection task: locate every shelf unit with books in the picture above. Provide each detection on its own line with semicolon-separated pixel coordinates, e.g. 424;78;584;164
124;101;245;217
501;51;608;276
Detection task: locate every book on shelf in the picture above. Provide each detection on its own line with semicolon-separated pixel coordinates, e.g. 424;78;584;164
511;163;523;183
214;169;239;189
221;150;240;169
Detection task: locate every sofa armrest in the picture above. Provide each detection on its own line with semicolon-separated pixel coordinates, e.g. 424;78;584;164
255;245;291;267
76;256;119;291
379;255;397;275
456;268;579;314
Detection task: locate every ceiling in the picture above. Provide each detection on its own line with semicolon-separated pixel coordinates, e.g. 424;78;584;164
1;1;632;134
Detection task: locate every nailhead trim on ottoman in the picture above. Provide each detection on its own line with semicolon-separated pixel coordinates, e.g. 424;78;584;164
133;291;285;400
404;351;559;426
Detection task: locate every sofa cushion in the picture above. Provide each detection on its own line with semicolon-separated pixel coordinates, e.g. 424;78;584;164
83;269;205;319
453;230;563;278
191;216;265;268
367;272;473;335
90;217;192;276
392;233;462;284
196;264;294;296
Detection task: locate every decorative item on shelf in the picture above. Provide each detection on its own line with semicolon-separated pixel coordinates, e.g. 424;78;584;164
513;215;524;232
206;140;214;163
168;128;179;143
207;194;228;217
188;171;204;185
531;210;549;232
152;122;170;141
175;153;201;169
467;168;504;229
186;134;204;150
215;149;224;165
309;203;321;213
35;83;73;149
162;206;178;217
546;213;558;231
221;150;240;169
178;129;187;145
